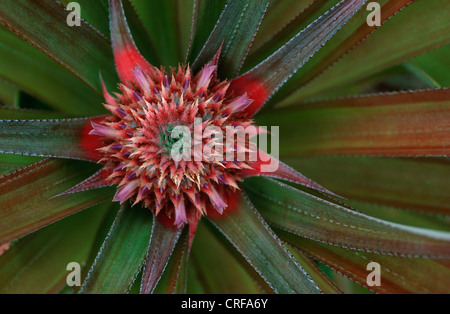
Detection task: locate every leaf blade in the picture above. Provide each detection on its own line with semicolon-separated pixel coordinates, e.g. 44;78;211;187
256;89;450;157
284;156;450;217
0;117;105;162
140;219;182;294
244;177;450;257
192;0;270;78
283;234;450;294
80;204;153;294
279;0;450;104
0;0;118;93
209;191;321;294
232;0;367;116
0;202;110;294
0;159;114;244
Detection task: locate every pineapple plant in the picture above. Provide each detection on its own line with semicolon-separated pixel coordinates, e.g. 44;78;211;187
0;0;449;294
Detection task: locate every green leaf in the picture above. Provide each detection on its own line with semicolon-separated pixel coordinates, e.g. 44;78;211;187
0;153;41;175
265;0;414;106
153;229;188;294
0;26;106;115
251;0;319;50
0;107;70;120
283;234;450;294
187;0;227;64
244;177;450;257
284;156;450;217
130;0;180;67
72;0;160;65
0;202;110;294
209;192;321;294
256;89;450;157
285;243;342;294
192;0;270;78
247;0;332;69
173;0;195;62
278;0;450;104
140;219;183;294
190;221;267;294
0;0;118;93
0;79;17;107
0;117;103;161
121;0;161;66
0;159;114;244
239;0;367;111
345;200;450;232
409;45;450;88
80;204;153;294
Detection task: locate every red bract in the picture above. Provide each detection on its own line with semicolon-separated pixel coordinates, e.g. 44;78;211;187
76;0;328;229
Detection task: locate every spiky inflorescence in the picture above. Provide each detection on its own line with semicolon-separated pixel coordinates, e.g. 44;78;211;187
90;62;257;228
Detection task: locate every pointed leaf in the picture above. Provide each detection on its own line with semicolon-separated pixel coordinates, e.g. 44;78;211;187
130;0;180;66
174;0;195;62
209;191;321;294
192;0;270;78
283;234;450;294
256;89;450;157
244;177;450;257
121;0;160;65
286;243;342;294
285;156;450;217
190;221;268;294
0;26;106;115
187;0;227;63
80;204;153;294
279;0;450;104
241;149;334;195
0;117;106;162
0;0;118;93
110;0;155;83
0;107;70;120
0;202;110;294
0;154;41;175
346;200;450;232
58;168;111;197
140;219;182;294
231;0;367;117
153;230;188;294
249;0;331;66
0;159;114;244
267;0;415;106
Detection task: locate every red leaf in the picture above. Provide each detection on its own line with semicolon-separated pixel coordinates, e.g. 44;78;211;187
79;116;107;162
0;159;113;244
140;219;182;294
229;75;269;117
240;0;368;114
56;168;111;197
110;0;154;83
240;149;334;195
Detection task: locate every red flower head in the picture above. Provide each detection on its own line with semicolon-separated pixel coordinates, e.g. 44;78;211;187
76;0;330;229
